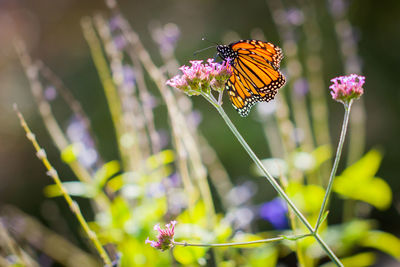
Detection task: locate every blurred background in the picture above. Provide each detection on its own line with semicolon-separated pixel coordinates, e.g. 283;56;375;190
1;0;400;266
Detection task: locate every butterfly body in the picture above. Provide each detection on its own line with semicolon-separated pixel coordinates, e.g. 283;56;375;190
217;40;286;117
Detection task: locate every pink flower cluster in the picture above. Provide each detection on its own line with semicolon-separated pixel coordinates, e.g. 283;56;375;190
166;59;232;95
145;221;177;251
329;74;365;104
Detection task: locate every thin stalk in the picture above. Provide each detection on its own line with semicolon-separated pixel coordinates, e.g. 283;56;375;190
126;46;162;155
315;101;353;232
81;17;134;170
15;40;112;211
0;222;34;266
15;106;112;266
329;0;366;166
266;0;315;154
202;94;343;266
211;100;311;230
37;61;97;149
174;234;311;248
14;40;92;184
93;14;148;161
297;0;332;149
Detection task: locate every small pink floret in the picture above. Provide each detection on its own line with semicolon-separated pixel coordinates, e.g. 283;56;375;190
166;59;232;94
145;221;177;251
329;74;365;103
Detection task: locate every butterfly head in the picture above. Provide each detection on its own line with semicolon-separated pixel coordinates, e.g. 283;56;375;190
217;45;237;64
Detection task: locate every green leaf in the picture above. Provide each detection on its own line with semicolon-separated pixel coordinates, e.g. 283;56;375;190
214;218;232;242
286;183;325;213
43;181;94;198
177;201;206;225
94;160;121;188
107;174;124;192
341;149;382;179
247;246;278;267
302;185;325;213
146;150;174;170
173;246;207;265
60;143;79;163
341;220;371;246
135;198;167;226
312;144;332;169
360;230;400;260
334;175;391;210
321;252;375;267
333;149;391;210
109;196;131;229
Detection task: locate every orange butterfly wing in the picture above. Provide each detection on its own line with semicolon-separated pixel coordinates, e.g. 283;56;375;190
225;40;285;117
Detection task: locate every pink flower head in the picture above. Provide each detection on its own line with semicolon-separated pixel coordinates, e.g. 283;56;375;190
166;59;232;96
166;75;188;90
145;221;177;251
329;74;365;104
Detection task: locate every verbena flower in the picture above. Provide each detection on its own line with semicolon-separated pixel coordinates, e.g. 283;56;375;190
145;221;177;251
329;74;365;104
166;59;232;96
259;198;288;230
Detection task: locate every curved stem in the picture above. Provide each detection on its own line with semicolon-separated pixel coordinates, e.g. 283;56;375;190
15;106;112;266
202;95;343;266
174;234;311;248
214;103;312;230
315;101;353;232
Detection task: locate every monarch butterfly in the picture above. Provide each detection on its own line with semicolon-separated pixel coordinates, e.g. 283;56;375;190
217;40;286;117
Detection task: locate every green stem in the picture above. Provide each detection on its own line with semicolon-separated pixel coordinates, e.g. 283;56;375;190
174;234;311;248
315;101;353;232
15;106;112;266
213;102;311;229
204;97;342;266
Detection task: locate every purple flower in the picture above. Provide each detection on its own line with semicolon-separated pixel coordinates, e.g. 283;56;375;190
66;116;98;169
168;172;181;187
286;8;304;26
329;74;365;104
260;198;289;230
166;59;232;96
293;78;309;96
109;15;123;32
151;23;181;54
44;86;57;101
145;221;177;251
113;34;127;50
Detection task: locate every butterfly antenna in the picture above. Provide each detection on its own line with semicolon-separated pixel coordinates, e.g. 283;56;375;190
201;37;219;46
193;45;217;56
